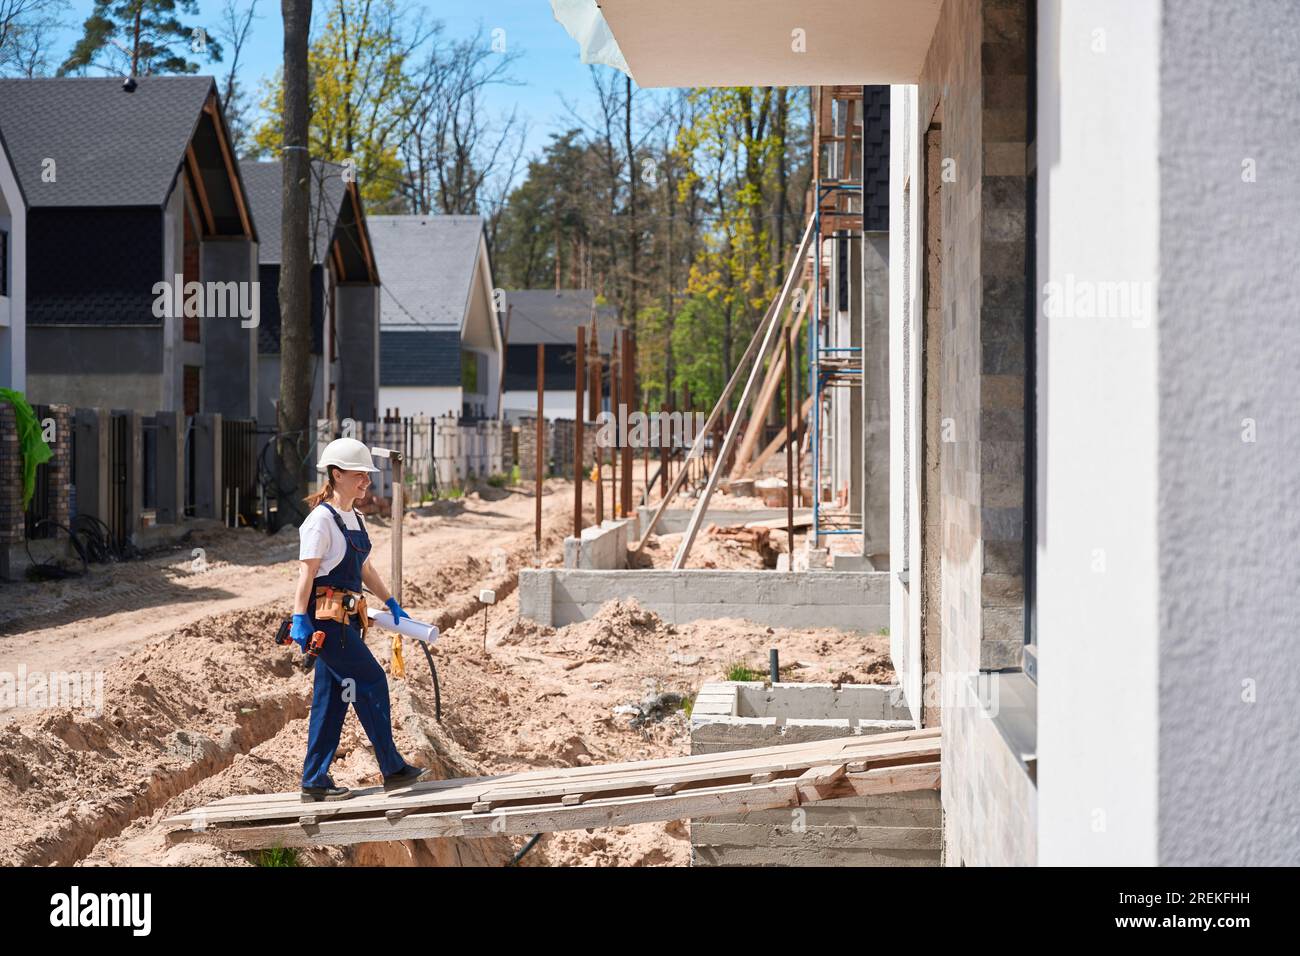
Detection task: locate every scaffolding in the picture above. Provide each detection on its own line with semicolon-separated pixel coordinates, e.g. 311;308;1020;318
810;86;865;548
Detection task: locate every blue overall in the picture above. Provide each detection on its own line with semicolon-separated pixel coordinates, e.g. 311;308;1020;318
301;503;407;788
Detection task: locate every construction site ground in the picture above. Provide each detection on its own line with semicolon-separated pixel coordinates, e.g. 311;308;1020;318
0;480;892;868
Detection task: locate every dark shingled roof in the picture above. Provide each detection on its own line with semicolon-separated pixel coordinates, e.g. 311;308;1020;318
0;76;215;208
240;159;350;265
502;289;620;350
380;330;461;387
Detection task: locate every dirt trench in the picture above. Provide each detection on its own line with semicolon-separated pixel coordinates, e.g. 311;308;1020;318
2;480;892;867
0;483;578;867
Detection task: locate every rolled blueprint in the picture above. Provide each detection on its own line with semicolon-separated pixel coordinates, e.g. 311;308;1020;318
367;609;440;644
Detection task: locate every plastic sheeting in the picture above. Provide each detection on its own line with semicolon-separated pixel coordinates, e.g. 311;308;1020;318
549;0;630;76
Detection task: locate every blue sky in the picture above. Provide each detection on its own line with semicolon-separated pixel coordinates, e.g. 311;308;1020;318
53;0;607;162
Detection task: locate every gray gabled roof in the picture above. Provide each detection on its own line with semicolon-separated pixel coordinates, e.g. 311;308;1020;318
367;215;484;330
0;76;215;208
503;289;620;350
240;159;350;266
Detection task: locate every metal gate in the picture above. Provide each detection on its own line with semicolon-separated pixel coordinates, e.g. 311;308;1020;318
221;418;257;525
107;411;130;549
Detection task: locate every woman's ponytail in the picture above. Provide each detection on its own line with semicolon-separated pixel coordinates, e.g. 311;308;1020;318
305;466;337;508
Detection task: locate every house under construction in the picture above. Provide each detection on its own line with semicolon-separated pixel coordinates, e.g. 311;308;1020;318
166;0;1300;867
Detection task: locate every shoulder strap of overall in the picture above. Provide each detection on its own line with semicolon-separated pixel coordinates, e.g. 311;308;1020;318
318;502;351;537
320;502;367;539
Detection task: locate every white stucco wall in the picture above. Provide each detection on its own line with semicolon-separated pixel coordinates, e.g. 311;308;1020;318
889;83;924;725
502;389;582;422
1155;0;1300;865
1035;0;1161;865
0;142;25;392
377;385;460;420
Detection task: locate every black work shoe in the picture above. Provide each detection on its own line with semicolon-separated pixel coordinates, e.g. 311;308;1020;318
382;764;432;791
301;782;353;802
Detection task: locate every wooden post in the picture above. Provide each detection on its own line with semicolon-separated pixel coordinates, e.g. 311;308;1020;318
659;402;669;499
610;336;619;518
785;323;794;558
681;384;691;488
391;452;404;600
574;326;586;537
496;302;512;418
795;334;802;507
535;343;544;563
621;329;634;517
593;349;604;526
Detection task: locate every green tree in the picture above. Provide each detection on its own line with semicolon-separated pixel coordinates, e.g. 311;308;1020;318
254;0;425;206
59;0;221;76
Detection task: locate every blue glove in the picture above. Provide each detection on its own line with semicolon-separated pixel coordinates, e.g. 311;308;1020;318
290;614;313;650
385;597;410;623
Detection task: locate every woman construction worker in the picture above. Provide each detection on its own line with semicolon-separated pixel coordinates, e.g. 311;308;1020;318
290;436;431;802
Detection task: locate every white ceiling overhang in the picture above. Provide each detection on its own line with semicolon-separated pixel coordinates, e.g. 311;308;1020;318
592;0;943;88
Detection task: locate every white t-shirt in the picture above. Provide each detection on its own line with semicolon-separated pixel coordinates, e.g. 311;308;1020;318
298;504;365;577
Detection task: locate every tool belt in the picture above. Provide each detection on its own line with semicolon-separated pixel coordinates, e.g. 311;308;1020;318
314;586;369;633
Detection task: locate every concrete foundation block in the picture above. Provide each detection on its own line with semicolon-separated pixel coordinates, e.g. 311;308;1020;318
688;680;940;868
517;568;553;626
521;569;891;633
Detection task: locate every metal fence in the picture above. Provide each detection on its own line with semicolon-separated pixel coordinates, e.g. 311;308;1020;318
222;417;257;525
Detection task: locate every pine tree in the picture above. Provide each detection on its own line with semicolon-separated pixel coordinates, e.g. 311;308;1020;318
59;0;221;77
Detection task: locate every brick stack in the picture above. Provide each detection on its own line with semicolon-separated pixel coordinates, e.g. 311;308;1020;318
0;403;22;547
550;419;572;477
42;404;73;531
518;417;551;482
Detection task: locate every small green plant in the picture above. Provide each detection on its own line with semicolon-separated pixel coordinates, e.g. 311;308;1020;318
725;662;763;682
880;625;890;637
486;472;509;488
437;486;465;500
682;694;694;719
255;845;300;867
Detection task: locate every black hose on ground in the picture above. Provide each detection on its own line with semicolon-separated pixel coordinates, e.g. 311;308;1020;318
23;519;89;580
68;513;141;563
418;639;442;721
507;833;542;866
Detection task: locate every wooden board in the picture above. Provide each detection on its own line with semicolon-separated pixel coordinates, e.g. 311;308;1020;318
163;729;941;849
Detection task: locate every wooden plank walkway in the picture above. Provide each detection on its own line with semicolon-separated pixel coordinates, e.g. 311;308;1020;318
162;727;941;850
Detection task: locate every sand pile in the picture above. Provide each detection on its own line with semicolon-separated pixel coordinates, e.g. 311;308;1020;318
0;605;309;866
630;530;772;570
570;599;673;653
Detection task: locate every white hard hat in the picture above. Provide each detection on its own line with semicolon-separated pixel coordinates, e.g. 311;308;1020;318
317;437;379;473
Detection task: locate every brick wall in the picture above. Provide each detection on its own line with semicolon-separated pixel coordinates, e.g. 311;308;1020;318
518;417;552;482
551;419;575;477
549;419;600;480
0;404;22;546
944;694;1037;865
41;404;73;532
913;0;1033;864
